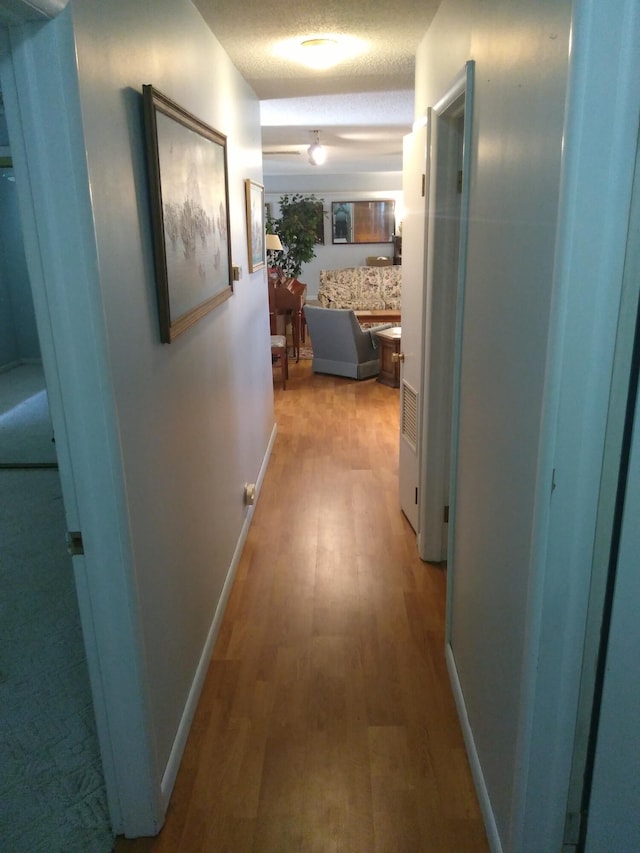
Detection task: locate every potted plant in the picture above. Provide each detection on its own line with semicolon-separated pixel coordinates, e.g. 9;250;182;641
266;193;324;280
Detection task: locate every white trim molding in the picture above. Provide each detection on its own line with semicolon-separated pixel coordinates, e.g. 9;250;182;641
446;644;503;853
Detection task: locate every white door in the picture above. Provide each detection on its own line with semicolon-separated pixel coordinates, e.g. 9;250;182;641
418;66;473;563
398;122;430;532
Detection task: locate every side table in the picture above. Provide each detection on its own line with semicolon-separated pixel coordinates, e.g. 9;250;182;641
375;327;402;387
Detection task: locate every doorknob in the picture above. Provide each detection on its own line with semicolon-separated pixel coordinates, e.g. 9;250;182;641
392;352;405;363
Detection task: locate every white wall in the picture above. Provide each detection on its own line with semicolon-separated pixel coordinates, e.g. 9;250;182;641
414;0;640;850
265;172;402;297
66;0;274;786
513;1;640;848
2;0;273;830
414;0;572;847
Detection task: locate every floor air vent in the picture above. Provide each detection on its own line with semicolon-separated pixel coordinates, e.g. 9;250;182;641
401;381;418;450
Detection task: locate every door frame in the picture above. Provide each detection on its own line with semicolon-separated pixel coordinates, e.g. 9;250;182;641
1;17;162;836
570;116;640;853
416;62;474;571
509;0;640;847
418;63;474;565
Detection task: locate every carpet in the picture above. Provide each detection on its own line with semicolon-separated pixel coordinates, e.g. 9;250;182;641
0;365;57;468
0;469;113;852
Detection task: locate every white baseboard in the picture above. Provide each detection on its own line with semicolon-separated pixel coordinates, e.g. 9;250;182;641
445;643;503;853
160;423;278;810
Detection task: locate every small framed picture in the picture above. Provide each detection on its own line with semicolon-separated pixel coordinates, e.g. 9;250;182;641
245;179;265;272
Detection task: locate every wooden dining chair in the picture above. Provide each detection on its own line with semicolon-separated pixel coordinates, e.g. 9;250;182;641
270;335;288;389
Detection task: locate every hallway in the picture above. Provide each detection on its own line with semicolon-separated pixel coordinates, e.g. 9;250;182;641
117;360;488;851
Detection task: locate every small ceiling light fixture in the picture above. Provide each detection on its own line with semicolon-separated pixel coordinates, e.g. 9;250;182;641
274;34;367;71
299;37;340;71
307;130;326;166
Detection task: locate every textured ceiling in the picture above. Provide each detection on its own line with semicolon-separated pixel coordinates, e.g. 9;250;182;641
192;0;442;175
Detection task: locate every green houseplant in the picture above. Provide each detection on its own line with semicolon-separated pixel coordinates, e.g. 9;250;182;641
266;193;324;279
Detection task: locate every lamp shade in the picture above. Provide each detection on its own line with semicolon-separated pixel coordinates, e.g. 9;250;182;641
266;233;283;251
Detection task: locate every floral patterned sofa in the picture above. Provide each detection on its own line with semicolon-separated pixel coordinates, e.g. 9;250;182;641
317;266;402;313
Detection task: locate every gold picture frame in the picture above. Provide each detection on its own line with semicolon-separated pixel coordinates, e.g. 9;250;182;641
142;85;233;343
245;179;265;272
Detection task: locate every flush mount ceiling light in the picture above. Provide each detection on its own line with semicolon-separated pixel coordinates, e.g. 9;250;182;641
307;130;326;166
274;34;367;71
299;37;340;70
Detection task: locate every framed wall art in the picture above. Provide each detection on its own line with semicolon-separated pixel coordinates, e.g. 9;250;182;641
142;85;233;343
245;179;265;272
331;200;395;244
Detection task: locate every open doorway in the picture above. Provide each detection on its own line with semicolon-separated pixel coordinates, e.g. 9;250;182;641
563;120;640;853
0;95;113;851
418;99;465;564
397;62;474;565
420;65;474;567
0;153;55;470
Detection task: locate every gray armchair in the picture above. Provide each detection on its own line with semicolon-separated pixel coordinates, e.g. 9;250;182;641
303;305;393;380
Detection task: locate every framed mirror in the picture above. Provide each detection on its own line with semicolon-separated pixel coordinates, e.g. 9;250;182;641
331;200;395;244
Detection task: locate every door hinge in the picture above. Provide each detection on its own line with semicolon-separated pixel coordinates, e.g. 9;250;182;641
66;531;85;556
421;173;426;197
444;505;450;523
562;809;585;849
415;487;419;505
457;169;463;193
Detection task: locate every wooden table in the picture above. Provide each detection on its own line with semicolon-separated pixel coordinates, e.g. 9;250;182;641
375;326;402;387
355;309;401;326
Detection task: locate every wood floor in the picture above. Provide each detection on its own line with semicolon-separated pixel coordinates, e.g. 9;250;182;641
115;360;488;852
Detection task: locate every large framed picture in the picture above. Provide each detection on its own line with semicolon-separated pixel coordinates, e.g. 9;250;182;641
331;200;395;244
142;85;233;343
245;179;265;272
